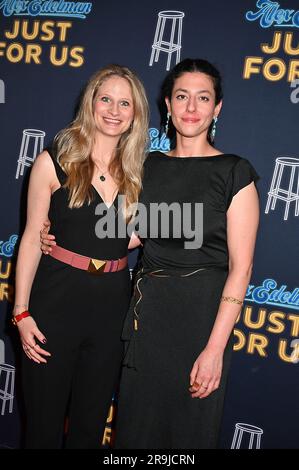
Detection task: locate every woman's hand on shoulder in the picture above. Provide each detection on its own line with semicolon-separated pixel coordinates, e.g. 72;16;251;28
128;232;142;250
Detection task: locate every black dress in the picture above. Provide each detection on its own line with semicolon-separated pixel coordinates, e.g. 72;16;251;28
22;149;131;448
114;151;259;449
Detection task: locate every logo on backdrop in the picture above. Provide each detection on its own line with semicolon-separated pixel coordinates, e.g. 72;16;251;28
245;279;299;311
0;0;92;19
0;1;92;66
149;128;170;152
0;79;4;103
290;79;299;103
149;10;185;71
0;362;15;416
231;423;263;450
265;156;299;220
102;397;116;447
246;0;299;28
0;235;18;258
234;278;299;364
0;235;17;303
243;2;299;83
15;129;46;179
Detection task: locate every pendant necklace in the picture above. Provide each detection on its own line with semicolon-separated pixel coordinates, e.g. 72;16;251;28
94;161;109;182
99;171;108;182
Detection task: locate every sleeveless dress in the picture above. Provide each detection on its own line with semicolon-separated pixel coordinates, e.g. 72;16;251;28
22;148;131;448
114;151;259;449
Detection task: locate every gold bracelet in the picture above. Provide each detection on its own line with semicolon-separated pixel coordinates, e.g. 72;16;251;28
221;296;243;306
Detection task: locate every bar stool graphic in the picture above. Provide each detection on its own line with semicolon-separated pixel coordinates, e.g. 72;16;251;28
16;129;46;179
0;339;4;364
0;363;15;415
149;11;185;71
265;157;299;220
231;423;263;449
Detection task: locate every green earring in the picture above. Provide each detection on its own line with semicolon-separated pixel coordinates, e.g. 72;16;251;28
165;112;171;135
211;117;218;142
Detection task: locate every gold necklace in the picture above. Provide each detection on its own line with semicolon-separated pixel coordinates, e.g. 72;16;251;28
94;160;110;182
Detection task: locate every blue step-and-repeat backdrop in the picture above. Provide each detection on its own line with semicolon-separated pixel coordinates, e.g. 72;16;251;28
0;0;298;449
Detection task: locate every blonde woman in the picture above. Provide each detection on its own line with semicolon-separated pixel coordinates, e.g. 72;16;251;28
13;65;149;449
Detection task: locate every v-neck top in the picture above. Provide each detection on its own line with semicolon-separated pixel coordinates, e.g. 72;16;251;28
46;147;129;259
138;151;259;270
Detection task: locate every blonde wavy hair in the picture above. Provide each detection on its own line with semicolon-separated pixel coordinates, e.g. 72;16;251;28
54;64;149;220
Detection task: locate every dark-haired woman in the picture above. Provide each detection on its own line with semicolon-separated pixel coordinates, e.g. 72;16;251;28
114;58;259;449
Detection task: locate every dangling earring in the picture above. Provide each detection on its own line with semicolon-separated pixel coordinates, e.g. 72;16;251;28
165;112;171;135
211;116;218;142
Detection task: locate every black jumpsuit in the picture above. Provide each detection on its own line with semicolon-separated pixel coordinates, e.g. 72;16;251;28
23;149;130;448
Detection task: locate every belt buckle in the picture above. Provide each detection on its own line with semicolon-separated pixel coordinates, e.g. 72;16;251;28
88;258;106;275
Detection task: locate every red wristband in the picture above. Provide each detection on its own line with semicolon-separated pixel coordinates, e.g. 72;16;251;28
11;310;31;326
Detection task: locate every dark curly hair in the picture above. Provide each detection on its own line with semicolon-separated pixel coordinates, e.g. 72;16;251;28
159;58;223;146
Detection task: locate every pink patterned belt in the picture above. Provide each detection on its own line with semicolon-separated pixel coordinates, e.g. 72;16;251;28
50;245;128;275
